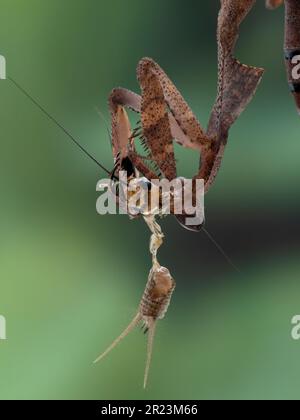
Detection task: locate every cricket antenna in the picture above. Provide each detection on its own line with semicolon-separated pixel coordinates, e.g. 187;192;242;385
8;76;111;176
144;319;157;389
93;313;141;364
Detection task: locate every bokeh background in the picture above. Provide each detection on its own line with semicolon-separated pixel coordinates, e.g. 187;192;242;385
0;0;300;400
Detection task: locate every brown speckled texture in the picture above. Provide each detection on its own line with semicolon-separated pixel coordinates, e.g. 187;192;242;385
140;267;175;320
137;58;177;181
107;0;264;229
199;0;264;191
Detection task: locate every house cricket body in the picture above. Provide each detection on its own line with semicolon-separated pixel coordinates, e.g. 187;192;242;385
94;215;175;389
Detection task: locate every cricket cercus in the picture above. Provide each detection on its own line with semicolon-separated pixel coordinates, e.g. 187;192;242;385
95;0;264;388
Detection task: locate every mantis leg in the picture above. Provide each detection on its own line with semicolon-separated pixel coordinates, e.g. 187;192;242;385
137;58;210;159
136;20;263;191
109;84;202;181
109;87;158;180
136;58;177;181
198;0;264;191
136;58;209;230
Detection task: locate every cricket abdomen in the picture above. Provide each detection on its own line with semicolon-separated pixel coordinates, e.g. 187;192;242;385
140;266;176;320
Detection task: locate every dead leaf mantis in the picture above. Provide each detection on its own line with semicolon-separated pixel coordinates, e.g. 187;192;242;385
94;0;264;388
266;0;300;115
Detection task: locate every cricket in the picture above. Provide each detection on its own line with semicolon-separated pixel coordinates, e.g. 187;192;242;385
94;215;176;389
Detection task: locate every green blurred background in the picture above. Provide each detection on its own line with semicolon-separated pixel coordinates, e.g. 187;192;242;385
0;0;300;400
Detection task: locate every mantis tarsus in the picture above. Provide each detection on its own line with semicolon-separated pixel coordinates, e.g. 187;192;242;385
95;0;264;388
266;0;300;115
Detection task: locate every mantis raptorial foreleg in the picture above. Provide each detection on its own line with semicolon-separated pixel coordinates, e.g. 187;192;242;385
137;58;210;155
109;84;205;181
109;88;158;181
